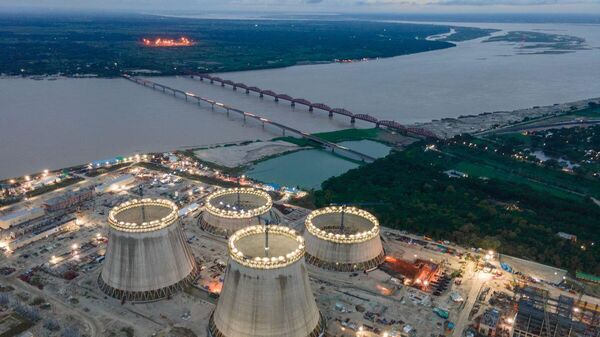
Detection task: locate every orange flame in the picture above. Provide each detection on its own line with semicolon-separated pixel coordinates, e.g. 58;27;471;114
141;37;194;47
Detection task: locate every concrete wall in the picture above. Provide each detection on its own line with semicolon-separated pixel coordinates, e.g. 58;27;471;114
212;258;321;337
304;230;384;265
101;221;196;292
202;211;261;234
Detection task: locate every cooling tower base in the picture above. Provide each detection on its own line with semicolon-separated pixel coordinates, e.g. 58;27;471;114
97;262;200;302
305;250;385;272
207;311;326;337
199;216;230;237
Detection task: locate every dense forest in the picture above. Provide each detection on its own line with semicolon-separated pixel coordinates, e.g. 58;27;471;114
0;14;492;76
310;140;600;275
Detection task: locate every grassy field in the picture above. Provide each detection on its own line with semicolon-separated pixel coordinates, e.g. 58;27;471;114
423;139;600;201
275;128;384;147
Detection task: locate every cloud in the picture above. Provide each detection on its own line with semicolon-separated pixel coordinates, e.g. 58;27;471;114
355;0;600;4
437;0;600;5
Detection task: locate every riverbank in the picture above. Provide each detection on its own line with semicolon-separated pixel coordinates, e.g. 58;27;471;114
413;96;600;139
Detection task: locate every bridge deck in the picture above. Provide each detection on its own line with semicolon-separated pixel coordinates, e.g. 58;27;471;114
188;73;437;139
122;74;376;163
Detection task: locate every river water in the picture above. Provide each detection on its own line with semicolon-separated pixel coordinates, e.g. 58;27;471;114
2;21;600;179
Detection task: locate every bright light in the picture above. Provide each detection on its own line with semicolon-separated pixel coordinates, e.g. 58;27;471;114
574;308;580;313
506;318;514;324
71;243;78;250
25;175;31;181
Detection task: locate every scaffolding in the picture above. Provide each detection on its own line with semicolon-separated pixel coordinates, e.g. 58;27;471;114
512;286;600;337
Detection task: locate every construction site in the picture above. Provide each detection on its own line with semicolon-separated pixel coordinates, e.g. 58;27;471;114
0;153;599;337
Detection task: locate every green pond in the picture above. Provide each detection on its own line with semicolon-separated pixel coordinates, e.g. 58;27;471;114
246;140;391;189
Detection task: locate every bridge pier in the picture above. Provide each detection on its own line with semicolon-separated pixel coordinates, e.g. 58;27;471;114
274;97;278;102
211;103;215;110
291;102;295;107
262;122;265;129
221;83;225;87
282;129;286;136
309;106;313;112
226;108;230;116
350;117;355;124
245;89;250;94
259;93;263;98
375;123;380;128
210;79;214;84
233;86;237;91
328;111;333;118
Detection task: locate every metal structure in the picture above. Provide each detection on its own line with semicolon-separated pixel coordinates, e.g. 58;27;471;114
189;73;438;139
512;286;600;337
303;206;385;272
98;199;199;302
200;187;273;237
122;74;377;163
209;225;325;337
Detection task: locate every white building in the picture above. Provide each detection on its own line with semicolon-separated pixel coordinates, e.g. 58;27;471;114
0;208;45;230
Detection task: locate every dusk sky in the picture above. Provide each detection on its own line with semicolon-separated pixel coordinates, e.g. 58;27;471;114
1;0;600;13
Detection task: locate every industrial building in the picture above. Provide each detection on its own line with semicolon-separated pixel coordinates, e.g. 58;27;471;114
303;206;385;272
512;287;600;337
209;225;324;337
0;207;45;230
98;198;199;302
200;187;273;236
380;256;440;290
95;174;136;193
43;188;94;212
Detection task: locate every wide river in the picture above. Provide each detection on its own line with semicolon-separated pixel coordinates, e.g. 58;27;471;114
2;21;600;179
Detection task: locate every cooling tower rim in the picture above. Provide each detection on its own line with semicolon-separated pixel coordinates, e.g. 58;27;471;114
305;206;380;244
205;187;272;219
228;225;305;270
108;198;178;233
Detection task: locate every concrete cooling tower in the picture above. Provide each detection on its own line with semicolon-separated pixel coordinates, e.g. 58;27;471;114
209;225;325;337
304;206;385;272
200;187;273;236
98;198;199;301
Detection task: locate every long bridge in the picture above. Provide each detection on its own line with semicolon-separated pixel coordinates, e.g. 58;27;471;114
122;74;377;163
187;73;438;139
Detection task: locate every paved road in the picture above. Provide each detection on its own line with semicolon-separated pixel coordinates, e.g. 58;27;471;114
452;263;487;337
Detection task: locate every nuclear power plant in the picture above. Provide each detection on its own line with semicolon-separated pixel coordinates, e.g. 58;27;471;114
98;198;200;301
200;187;273;236
304;206;385;272
209;225;325;337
